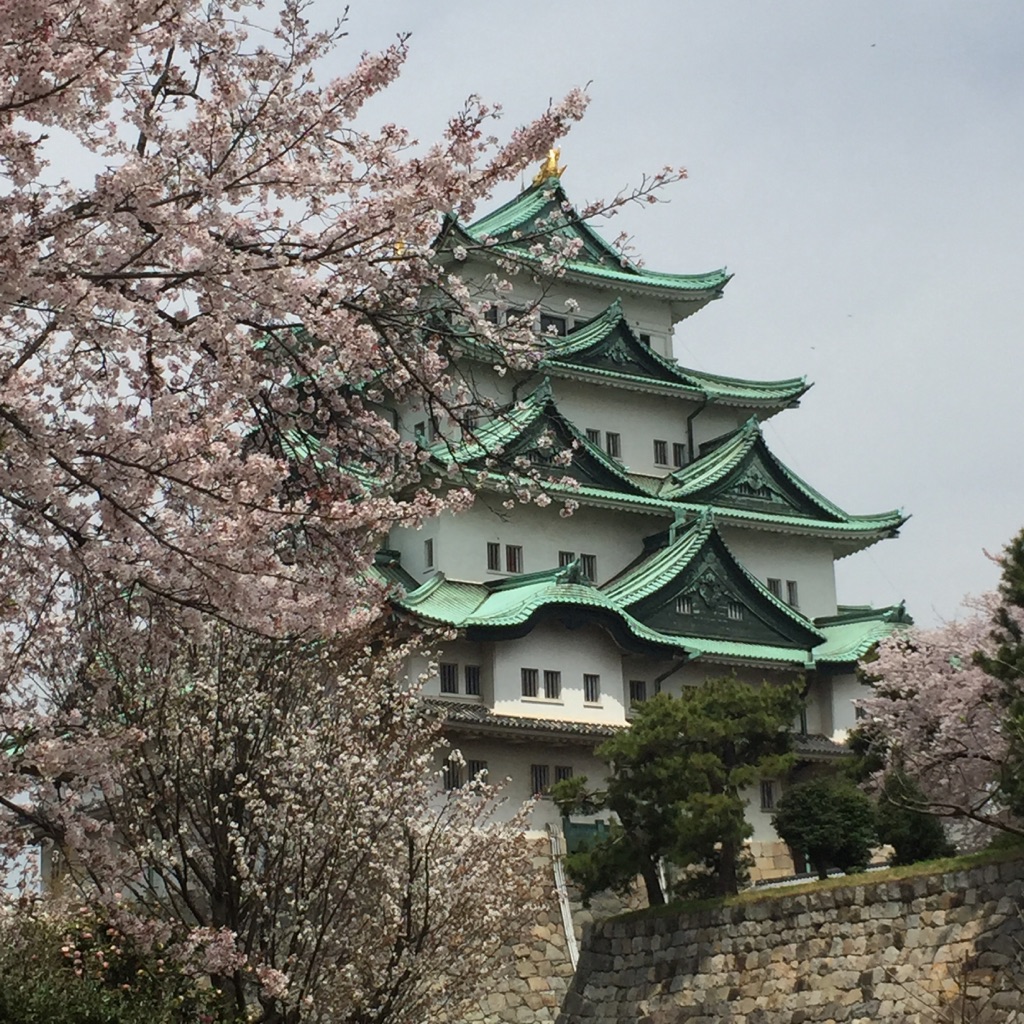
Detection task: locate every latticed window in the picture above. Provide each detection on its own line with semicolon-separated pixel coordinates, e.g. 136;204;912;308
672;442;687;468
467;759;488;780
530;764;550;795
442;760;462;790
760;780;776;811
653;439;668;465
464;665;481;696
675;594;694;615
543;670;561;700
521;668;539;698
727;601;744;621
555;765;574;783
558;550;576;567
583;673;600;703
579;553;597;581
439;663;459;694
585;428;601;446
605;432;621;459
767;577;782;599
629;679;647;704
486;542;501;572
540;313;568;336
787;580;800;608
424;538;434;569
505;544;523;573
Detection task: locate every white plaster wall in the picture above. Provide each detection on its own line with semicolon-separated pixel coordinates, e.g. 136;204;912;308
718;528;839;620
408;498;669;586
491;621;629;726
829;671;869;738
433;735;608;829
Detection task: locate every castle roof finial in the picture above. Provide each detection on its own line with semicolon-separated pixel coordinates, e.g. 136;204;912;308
532;147;566;187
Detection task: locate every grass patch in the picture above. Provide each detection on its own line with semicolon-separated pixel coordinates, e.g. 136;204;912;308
611;843;1024;926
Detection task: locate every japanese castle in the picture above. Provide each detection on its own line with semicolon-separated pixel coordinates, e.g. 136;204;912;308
381;154;909;879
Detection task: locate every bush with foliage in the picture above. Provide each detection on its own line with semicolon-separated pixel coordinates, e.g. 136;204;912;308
771;775;877;880
0;900;236;1024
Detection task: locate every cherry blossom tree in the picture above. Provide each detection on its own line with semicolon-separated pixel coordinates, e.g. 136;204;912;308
5;595;541;1023
0;1;688;1019
856;530;1024;844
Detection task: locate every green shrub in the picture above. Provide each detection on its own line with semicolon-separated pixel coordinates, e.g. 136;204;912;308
772;775;877;880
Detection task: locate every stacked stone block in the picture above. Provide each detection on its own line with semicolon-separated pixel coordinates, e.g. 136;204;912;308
558;858;1024;1024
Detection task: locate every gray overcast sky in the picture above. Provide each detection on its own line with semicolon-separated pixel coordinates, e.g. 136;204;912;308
338;1;1023;627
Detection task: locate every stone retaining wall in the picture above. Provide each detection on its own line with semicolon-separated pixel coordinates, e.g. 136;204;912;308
557;857;1024;1024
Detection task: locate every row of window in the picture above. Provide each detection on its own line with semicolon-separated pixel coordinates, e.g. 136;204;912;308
486;543;598;580
439;662;482;697
583;429;687;468
768;578;800;608
443;758;489;790
531;763;574;796
519;669;603;704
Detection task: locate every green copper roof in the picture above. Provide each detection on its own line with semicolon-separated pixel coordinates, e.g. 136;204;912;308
539;301;808;408
602;512;826;651
457;179;731;302
426;380;675;511
398;561;697;654
658;418;907;546
813;603;913;665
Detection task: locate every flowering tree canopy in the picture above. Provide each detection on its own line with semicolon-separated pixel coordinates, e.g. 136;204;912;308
856;529;1024;843
0;0;605;667
0;1;693;1019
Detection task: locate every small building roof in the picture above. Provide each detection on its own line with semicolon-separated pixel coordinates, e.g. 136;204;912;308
813;603;914;666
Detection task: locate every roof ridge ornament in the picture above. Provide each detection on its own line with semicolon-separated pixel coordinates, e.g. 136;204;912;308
532;147;566;186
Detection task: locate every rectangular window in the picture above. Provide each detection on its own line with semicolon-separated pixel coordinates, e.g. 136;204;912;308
558;550;576;567
767;577;782;599
424;538;434;569
414;420;426;442
787;580;800;608
639;333;652;347
555;765;574;783
583;673;601;703
463;408;478;432
579;553;597;581
506;306;528;325
439;663;459;694
482;306;499;324
521;668;539;698
653;439;668;465
585;427;601;446
486;542;501;572
629;679;648;704
464;665;481;697
760;779;776;811
467;759;488;780
675;594;693;615
605;431;621;459
530;764;550;796
505;544;523;574
727;601;744;621
540;313;568;336
443;760;463;790
543;670;562;701
672;442;687;469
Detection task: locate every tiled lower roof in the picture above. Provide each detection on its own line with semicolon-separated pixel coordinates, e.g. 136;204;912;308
426;698;622;739
793;734;850;759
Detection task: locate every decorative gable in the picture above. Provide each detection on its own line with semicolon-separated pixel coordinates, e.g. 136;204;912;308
605;517;824;650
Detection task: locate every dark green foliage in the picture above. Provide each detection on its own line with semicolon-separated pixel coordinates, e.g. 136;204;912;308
772;775;877;880
975;528;1024;816
553;677;802;903
875;772;955;865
